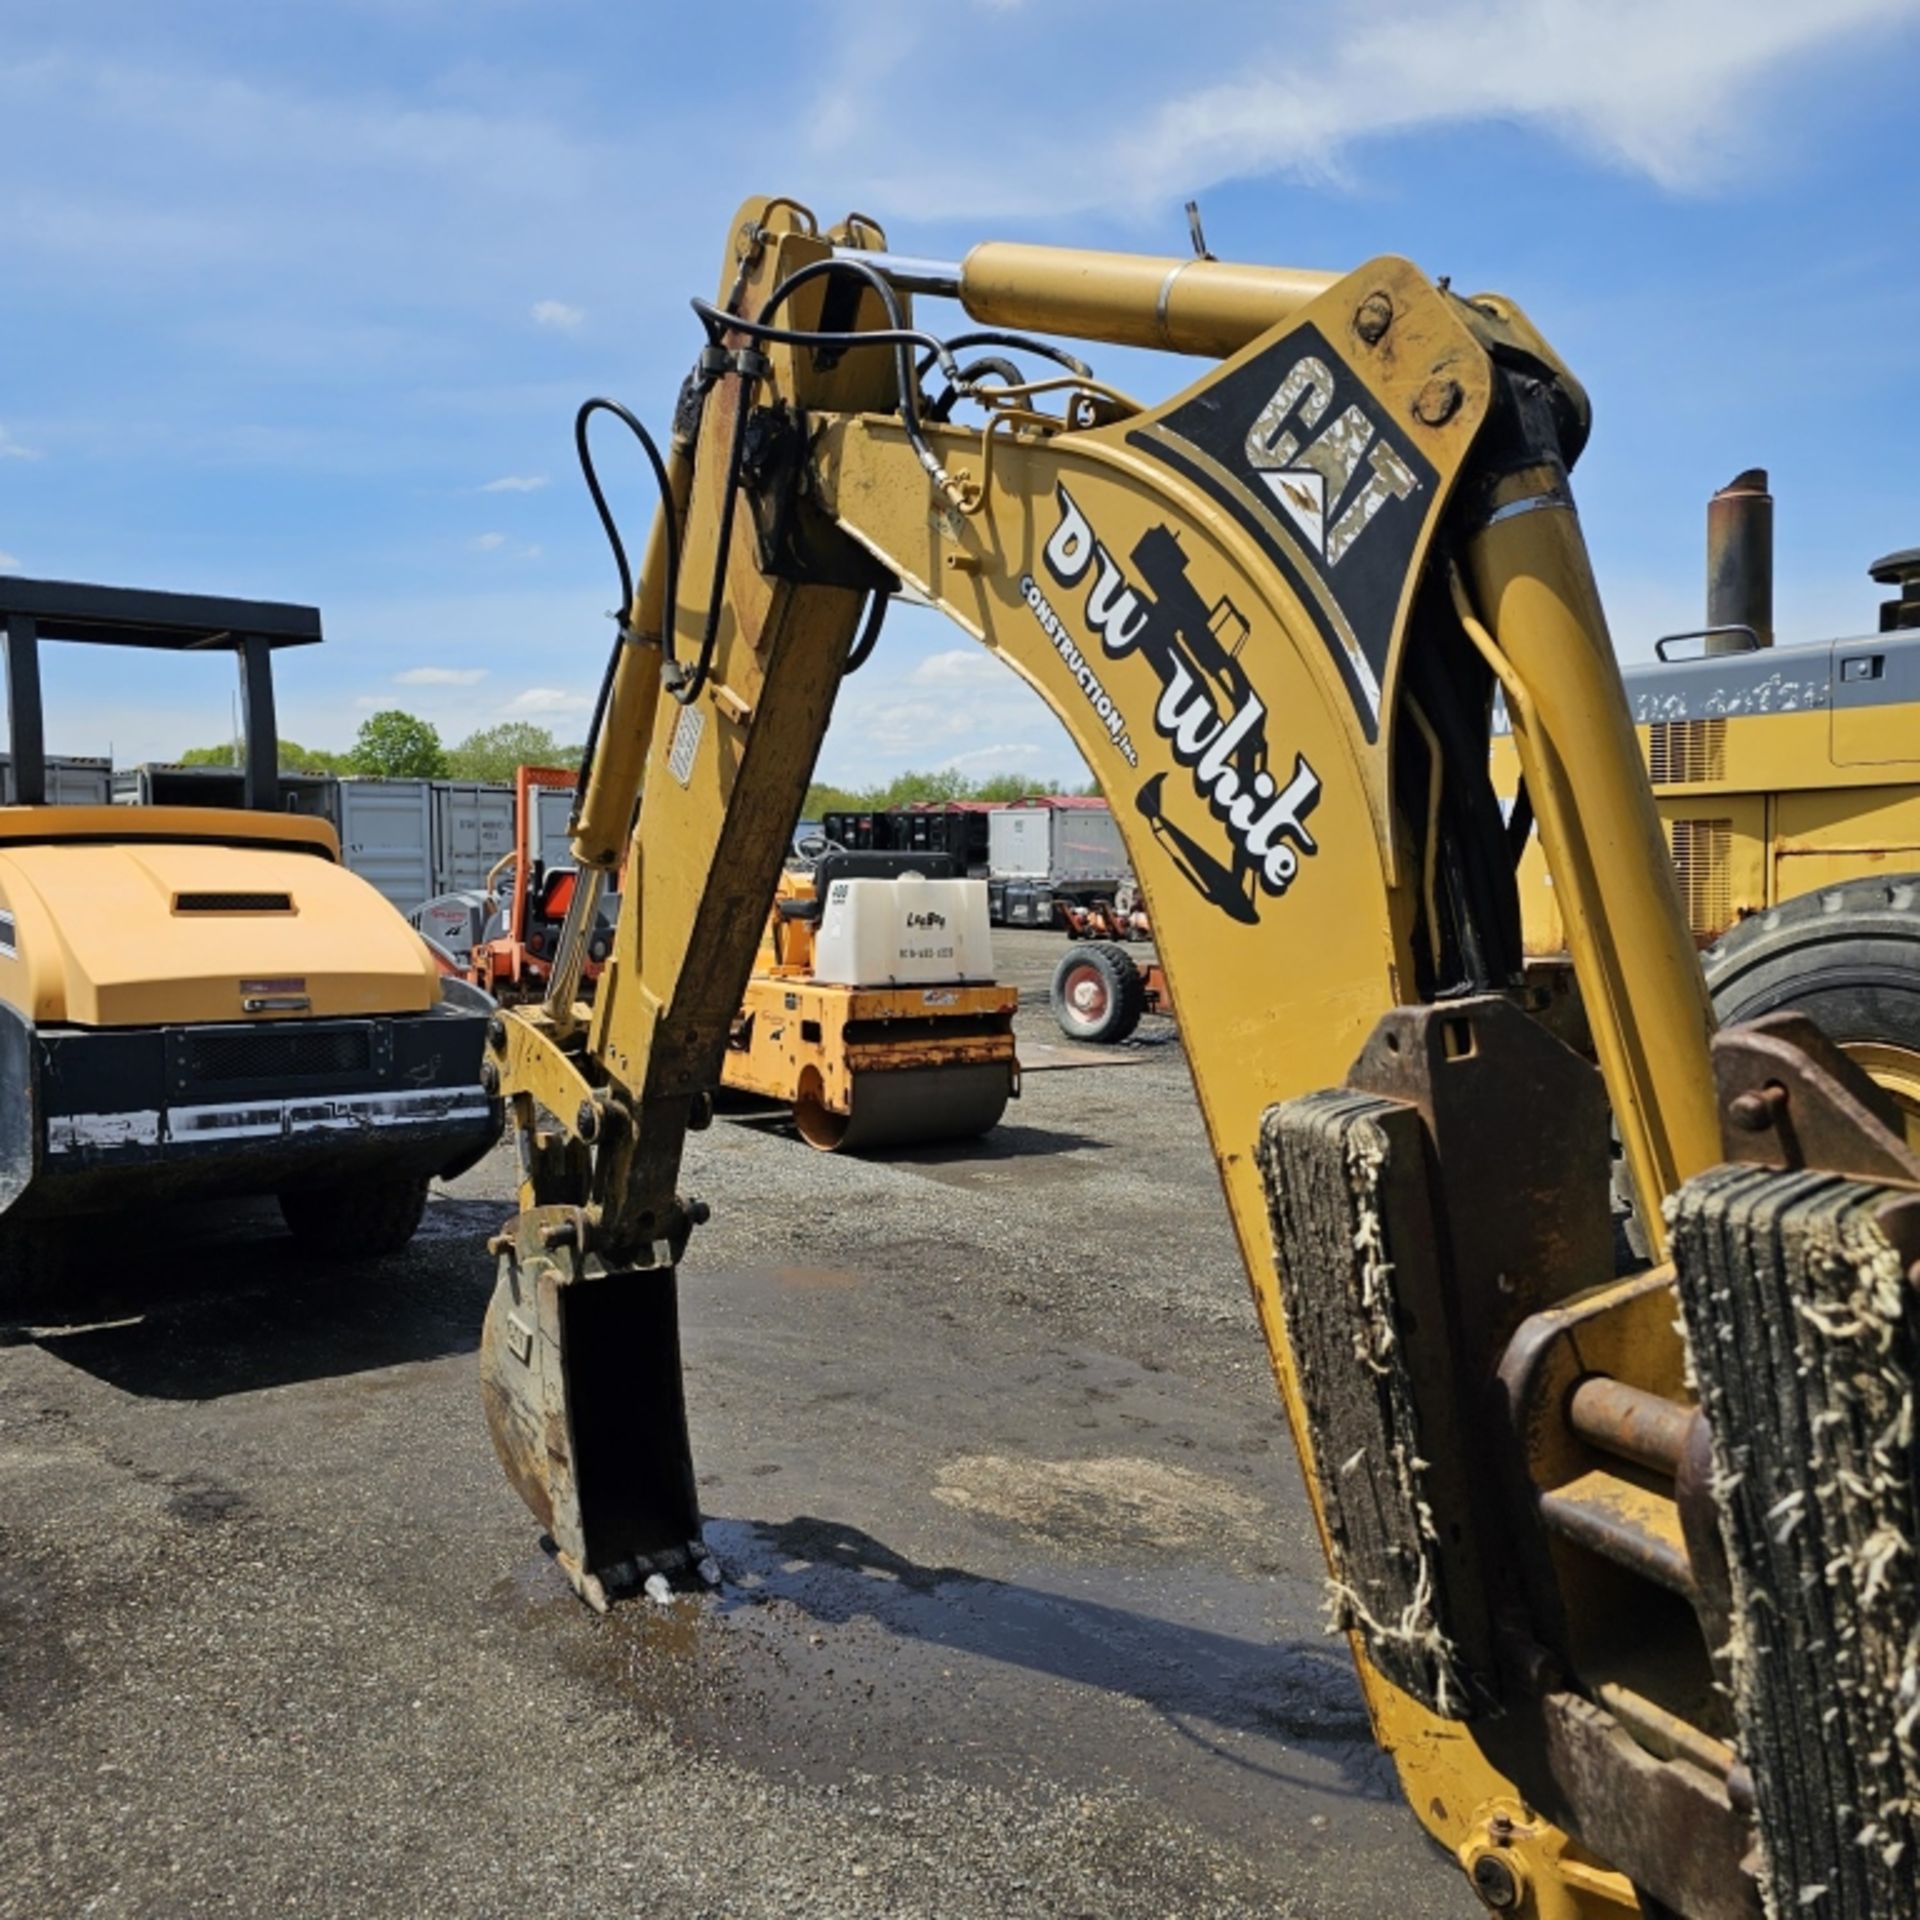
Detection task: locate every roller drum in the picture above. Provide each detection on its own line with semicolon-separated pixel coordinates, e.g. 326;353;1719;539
793;1063;1012;1153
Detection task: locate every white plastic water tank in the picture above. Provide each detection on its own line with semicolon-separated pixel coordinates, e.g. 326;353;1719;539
811;877;995;987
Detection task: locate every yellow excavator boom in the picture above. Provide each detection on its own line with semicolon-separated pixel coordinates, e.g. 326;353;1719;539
479;198;1920;1919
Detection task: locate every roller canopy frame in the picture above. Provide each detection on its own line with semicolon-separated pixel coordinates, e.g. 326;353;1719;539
0;576;321;812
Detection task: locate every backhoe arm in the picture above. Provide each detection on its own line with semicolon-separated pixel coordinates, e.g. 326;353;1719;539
480;197;1920;1920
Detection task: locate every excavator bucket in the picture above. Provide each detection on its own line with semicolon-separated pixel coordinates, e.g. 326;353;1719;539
479;1208;703;1609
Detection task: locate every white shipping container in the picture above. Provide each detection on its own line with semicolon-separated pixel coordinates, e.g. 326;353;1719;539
986;807;1051;879
336;779;435;916
811;876;995;987
1052;804;1128;885
987;802;1130;890
430;781;516;897
0;755;114;807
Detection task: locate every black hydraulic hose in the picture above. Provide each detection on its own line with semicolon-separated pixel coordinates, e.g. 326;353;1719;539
675;255;966;704
571;397;683;796
673;263;1103;707
1506;779;1535;868
692;253;960;497
927;355;1024;423
915;329;1093;382
674;376;757;707
843;587;889;675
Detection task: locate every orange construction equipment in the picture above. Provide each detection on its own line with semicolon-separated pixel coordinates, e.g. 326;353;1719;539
414;766;615;1001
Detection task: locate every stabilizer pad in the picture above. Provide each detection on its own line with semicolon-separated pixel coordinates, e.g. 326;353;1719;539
1259;1088;1482;1719
1671;1164;1920;1919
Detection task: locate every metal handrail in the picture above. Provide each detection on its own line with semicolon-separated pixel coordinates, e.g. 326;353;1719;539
1652;624;1761;662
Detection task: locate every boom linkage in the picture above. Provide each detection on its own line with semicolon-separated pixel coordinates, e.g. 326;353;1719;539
478;195;1920;1919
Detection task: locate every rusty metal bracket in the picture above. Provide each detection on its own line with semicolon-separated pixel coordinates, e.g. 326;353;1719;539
1712;1010;1920;1274
1713;1010;1920;1183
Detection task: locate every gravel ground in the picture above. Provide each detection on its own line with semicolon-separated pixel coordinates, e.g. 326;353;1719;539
0;931;1472;1919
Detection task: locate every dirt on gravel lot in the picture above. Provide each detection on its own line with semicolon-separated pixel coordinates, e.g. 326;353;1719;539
0;930;1472;1920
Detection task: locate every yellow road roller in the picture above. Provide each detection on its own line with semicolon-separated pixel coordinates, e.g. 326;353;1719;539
721;845;1017;1150
0;575;500;1286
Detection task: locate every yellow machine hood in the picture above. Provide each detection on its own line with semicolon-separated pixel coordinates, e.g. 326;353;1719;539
0;807;441;1026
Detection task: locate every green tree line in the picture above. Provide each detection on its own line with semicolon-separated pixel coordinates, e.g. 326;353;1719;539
180;715;1100;808
800;767;1101;818
180;717;584;782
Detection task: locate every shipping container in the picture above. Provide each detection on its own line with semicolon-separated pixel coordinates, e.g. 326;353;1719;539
335;779;435;916
430;781;517;896
0;754;114;806
986;796;1129;911
891;802;992;870
821;809;883;850
112;762;337;819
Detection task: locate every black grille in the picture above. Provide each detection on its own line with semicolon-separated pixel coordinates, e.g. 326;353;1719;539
174;892;294;913
186;1027;371;1083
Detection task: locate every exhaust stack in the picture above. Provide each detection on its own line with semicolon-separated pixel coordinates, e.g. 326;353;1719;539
1870;547;1920;631
1705;469;1774;652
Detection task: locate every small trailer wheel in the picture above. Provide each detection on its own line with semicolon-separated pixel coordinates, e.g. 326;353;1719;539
1050;942;1146;1045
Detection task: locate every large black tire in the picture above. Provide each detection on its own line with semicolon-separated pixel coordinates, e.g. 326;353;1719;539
1050;941;1146;1045
279;1174;430;1259
1612;875;1920;1264
1703;875;1920;1143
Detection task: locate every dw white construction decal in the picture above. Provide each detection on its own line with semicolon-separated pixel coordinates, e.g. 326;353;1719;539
1040;483;1321;916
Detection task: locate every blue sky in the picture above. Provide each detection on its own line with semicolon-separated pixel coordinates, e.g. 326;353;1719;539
2;0;1917;786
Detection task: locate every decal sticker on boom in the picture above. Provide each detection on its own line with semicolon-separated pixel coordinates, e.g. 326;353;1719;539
1040;483;1320;925
1128;323;1438;739
1021;574;1139;765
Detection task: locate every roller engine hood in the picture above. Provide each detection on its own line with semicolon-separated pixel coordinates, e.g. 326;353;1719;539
0;808;441;1026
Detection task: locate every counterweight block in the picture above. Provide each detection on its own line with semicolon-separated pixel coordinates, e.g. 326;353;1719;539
480;1212;702;1610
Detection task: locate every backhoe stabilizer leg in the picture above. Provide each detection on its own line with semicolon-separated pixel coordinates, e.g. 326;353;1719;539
479;1213;703;1610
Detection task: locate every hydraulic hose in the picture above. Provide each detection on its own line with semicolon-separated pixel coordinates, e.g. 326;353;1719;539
572;398;684;792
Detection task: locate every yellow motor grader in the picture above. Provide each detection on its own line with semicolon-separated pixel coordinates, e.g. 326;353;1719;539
1506;471;1920;1152
475;198;1920;1919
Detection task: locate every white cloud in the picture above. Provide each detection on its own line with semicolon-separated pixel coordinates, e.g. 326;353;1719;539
480;473;548;493
394;666;489;687
805;0;1920;216
531;299;582;331
0;552;19;570
0;425;41;461
467;532;540;558
910;648;1004;687
941;742;1050;769
507;686;591;715
1119;0;1920;205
